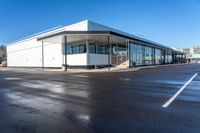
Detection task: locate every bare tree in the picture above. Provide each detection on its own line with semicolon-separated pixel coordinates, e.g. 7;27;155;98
0;45;6;64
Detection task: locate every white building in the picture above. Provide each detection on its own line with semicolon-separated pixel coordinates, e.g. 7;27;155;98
179;45;200;63
7;20;185;70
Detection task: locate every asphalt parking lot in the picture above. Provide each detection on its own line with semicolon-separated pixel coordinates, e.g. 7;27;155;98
0;64;200;133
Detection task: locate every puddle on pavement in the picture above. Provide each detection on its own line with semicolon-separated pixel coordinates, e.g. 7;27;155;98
72;75;89;78
3;89;92;124
119;78;131;81
3;77;21;80
19;80;90;98
154;80;184;85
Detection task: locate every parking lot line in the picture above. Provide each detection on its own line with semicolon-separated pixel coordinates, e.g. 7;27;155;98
162;73;198;108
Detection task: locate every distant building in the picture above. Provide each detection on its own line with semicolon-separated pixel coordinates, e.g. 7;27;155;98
179;48;190;54
179;45;200;63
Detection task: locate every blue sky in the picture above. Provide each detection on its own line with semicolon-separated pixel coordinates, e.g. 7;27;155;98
0;0;200;48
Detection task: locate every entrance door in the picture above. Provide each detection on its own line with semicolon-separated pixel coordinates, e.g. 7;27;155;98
111;44;128;67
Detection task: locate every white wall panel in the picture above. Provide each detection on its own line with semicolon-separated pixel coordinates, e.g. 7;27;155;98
7;46;42;67
43;43;62;67
7;38;63;67
7;38;42;67
67;54;87;66
7;38;41;52
88;54;108;65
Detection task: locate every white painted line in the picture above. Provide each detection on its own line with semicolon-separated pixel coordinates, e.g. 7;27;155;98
162;73;198;108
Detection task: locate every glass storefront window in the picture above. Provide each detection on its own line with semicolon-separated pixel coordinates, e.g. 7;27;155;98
79;44;86;53
118;44;127;56
105;45;109;54
97;44;106;54
88;41;109;55
72;45;79;54
144;46;153;65
155;48;161;64
66;41;86;55
89;43;96;54
164;50;172;64
129;43;143;66
129;43;167;66
112;45;118;55
137;45;143;65
167;50;172;63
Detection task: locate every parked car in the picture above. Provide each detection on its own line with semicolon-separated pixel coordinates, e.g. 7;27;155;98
1;61;7;67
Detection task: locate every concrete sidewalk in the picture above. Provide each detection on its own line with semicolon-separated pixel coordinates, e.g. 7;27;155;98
0;67;140;74
0;63;187;74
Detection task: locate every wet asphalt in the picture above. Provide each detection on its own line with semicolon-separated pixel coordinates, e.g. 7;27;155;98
0;64;200;133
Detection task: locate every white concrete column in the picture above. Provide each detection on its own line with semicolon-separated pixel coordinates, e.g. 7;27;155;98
42;40;44;70
86;40;89;66
127;40;130;68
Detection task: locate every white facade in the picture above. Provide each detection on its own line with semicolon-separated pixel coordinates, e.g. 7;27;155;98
7;38;43;67
67;54;87;66
6;20;120;68
7;38;63;67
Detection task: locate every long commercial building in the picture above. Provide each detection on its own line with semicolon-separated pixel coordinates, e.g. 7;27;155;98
7;20;186;69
